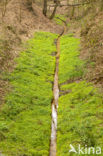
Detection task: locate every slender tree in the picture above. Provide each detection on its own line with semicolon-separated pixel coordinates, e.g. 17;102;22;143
43;0;48;16
1;0;8;21
100;0;103;10
50;0;60;19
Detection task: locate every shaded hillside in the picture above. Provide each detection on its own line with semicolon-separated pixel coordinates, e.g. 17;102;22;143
0;0;61;70
81;11;103;88
58;0;103;88
0;1;103;155
0;0;62;105
0;32;57;156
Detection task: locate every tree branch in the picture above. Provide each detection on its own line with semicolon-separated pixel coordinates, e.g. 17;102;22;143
48;2;91;7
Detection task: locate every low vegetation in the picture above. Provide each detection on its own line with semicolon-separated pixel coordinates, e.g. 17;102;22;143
0;32;57;156
0;0;103;156
54;14;66;25
59;34;85;84
57;34;103;156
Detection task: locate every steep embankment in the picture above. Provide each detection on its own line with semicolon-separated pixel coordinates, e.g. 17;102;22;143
0;32;57;155
0;0;62;107
57;33;103;155
0;0;61;70
81;12;103;88
1;4;103;155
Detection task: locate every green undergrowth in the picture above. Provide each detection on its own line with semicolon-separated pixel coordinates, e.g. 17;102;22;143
57;34;103;155
59;34;85;84
0;32;57;156
54;14;66;25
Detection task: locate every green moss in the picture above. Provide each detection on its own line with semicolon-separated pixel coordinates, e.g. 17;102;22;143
0;32;57;156
57;34;103;156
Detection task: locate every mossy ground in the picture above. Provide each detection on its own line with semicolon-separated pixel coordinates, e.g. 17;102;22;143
0;32;57;156
57;35;103;156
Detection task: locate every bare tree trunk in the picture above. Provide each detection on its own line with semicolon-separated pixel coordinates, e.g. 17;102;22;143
100;0;103;10
78;0;79;17
18;0;22;23
43;0;47;16
71;6;75;18
50;4;58;19
2;0;8;21
50;0;59;19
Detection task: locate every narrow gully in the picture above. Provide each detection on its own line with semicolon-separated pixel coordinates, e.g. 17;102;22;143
49;22;66;156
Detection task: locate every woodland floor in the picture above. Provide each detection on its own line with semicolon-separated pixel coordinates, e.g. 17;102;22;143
0;15;103;156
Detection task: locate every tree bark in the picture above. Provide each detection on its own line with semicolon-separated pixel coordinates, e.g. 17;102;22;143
49;2;91;7
50;4;58;19
100;0;103;10
50;0;59;19
1;0;8;22
43;0;47;16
